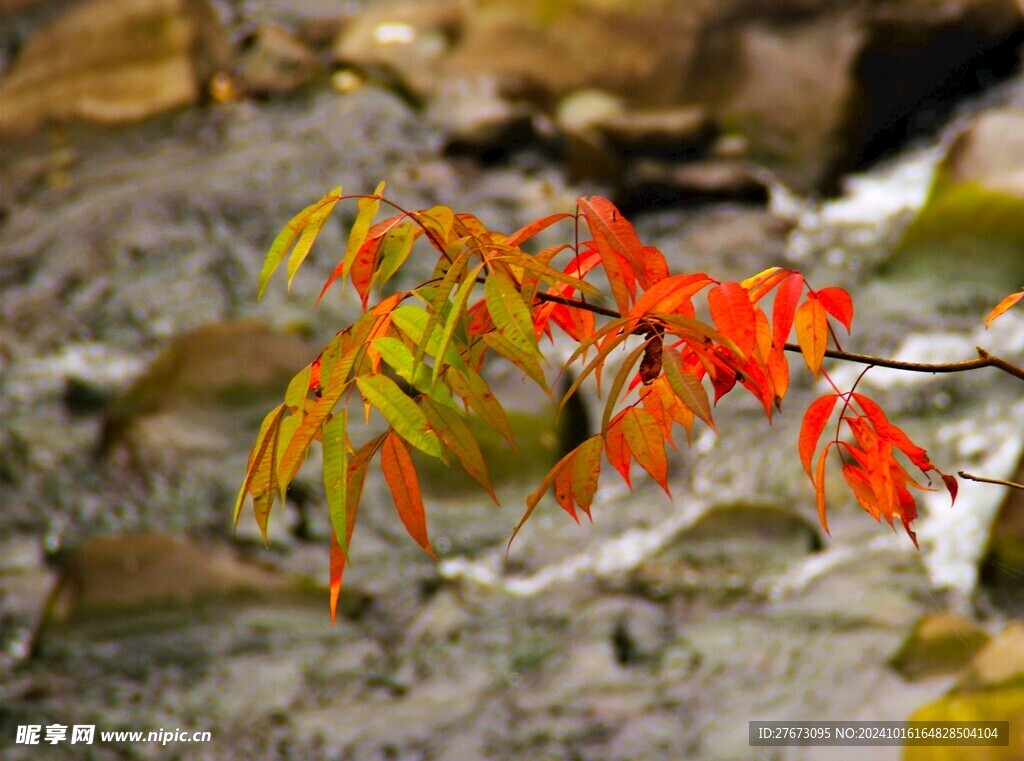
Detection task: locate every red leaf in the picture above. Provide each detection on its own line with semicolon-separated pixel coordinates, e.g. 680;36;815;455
815;287;854;332
985;289;1024;328
381;431;437;559
799;394;839;479
708;281;757;358
942;473;958;504
772;273;804;348
795;297;828;378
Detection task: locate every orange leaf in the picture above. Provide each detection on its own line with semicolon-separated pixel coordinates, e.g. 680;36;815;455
621;407;669;495
799;393;839;479
752;305;772;362
708;281;757;359
604;410;633;486
766;346;790;407
795;297;828;378
554;435;604;520
815;287;854;332
842;462;880;522
985;289;1024;328
772;273;804;348
640;245;669;285
350;237;383;309
628;273;713;320
514;435;603;546
381;431;437;559
505;213;572;247
578;196;647;288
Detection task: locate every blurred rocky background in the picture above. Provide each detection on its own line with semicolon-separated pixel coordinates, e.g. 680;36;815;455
2;1;1024;759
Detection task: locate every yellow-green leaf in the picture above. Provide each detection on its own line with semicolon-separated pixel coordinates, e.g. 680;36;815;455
284;365;312;410
356;374;442;458
485;271;538;354
375;222;418;285
322;410;350;556
433;262;484;386
662;349;714;430
259;187;342;298
414;205;456;249
235;403;286;528
372;336;456;408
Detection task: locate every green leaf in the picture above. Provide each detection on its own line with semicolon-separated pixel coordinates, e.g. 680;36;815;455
356;374;443;458
372;336;456;408
391;304;466;369
322;410;350;557
414;243;473;371
433;262;484;386
277;314;378;485
485;271;539;354
275;408;304;499
259;187;342;299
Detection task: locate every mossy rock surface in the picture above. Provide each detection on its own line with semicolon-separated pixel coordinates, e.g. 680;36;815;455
890;613;990;681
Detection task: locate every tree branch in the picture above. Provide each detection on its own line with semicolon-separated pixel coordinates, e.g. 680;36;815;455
529;289;1024;382
958;471;1024;491
782;344;1024;382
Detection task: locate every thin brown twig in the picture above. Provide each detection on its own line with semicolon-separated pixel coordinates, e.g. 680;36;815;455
958;471;1024;491
784;344;1024;382
523;289;1024;382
